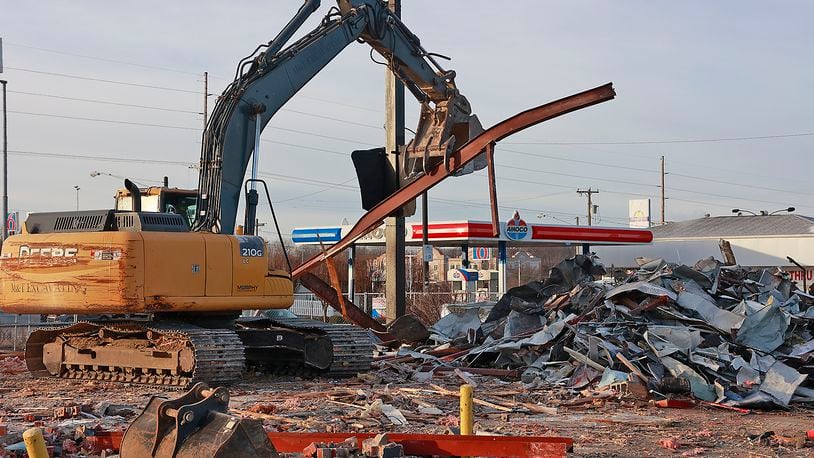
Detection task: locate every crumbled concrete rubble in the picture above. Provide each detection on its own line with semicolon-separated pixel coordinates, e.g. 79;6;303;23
1;352;813;456
380;255;814;412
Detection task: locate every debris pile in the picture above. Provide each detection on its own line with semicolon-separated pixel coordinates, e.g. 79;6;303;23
0;355;26;375
379;255;814;410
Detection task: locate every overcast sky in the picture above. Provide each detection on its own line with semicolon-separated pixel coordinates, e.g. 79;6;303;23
1;1;812;236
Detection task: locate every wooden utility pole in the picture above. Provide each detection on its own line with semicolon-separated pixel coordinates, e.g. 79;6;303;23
203;71;209;130
422;192;429;288
384;0;406;321
660;155;666;224
576;188;599;226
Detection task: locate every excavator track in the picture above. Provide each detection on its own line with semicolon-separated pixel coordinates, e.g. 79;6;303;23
265;317;374;377
25;321;245;389
24;317;373;388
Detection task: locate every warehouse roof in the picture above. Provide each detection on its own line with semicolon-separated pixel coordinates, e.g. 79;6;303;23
652;214;814;239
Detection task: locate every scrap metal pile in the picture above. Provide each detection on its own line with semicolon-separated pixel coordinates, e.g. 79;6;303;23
379;254;814;411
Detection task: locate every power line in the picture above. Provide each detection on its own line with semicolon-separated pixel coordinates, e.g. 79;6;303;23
9;110;200;130
297;94;380;113
526;143;786;184
497;163;659;190
283;108;382;130
5;67;202;94
5;42;206;76
7;43;382;114
7;148;631;220
494;155;803;207
667;171;814;197
9;90;201;114
10;110;380;145
8;150;194;166
261;139;346;157
8;58;382;117
10;147;751;222
270;126;377;146
500;147;658;174
499;147;811;205
504;143;812;198
276;177;359;203
12;89;382;130
507;132;814;146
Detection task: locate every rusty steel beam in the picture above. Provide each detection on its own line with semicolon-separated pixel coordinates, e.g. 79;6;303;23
266;432;572;456
298;272;391;335
292;83;615;278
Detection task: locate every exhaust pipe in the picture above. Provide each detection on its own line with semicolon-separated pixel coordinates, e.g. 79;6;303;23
124;179;142;212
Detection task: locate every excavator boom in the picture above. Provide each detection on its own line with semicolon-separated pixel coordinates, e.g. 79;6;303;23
194;0;481;234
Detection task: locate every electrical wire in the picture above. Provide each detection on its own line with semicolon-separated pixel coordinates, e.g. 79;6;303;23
10;110;380;146
5;67;203;94
282;108;382;130
11;89;382;131
9;90;201;114
507;132;814;146
12;147;762;223
500;147;658;174
494;156;804;206
667;171;814;197
497;163;659;190
9;110;200;131
5;42;208;76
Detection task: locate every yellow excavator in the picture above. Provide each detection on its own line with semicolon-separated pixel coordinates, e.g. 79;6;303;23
0;0;484;387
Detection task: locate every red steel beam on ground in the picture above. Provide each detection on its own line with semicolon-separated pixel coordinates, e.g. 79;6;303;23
109;430;571;456
292;83;615;279
267;432;572;457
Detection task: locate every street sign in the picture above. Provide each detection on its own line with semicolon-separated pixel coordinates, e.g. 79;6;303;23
423;244;433;262
471;246;491;261
6;211;18;235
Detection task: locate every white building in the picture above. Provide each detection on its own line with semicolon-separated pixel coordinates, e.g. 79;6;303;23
595;214;814;287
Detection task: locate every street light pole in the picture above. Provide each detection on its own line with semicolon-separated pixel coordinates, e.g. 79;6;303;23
73;186;80;211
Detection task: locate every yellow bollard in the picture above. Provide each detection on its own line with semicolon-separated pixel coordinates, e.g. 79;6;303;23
459;383;474;435
23;427;49;458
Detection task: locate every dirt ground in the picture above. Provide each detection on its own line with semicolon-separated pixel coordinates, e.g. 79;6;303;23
1;354;813;457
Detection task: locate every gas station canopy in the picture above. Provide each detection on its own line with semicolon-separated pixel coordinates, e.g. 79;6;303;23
292;213;652;297
293;218;653;247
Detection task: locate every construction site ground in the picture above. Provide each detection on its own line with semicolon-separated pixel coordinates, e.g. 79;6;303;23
1;352;812;457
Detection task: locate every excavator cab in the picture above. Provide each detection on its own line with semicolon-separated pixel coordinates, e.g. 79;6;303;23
114;186;198;228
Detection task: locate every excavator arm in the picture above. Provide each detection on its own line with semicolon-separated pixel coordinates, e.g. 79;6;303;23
194;0;481;234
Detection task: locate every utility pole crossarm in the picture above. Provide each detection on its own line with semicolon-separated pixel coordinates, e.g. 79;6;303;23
576;188;599;226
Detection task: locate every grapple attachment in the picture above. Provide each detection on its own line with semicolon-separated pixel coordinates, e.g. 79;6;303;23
404;94;485;176
120;383;276;458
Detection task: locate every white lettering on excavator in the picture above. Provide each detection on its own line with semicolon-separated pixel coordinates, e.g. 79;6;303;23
9;282;86;294
18;245;78;257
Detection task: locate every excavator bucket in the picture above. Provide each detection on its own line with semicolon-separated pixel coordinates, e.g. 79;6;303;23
120;383;277;458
